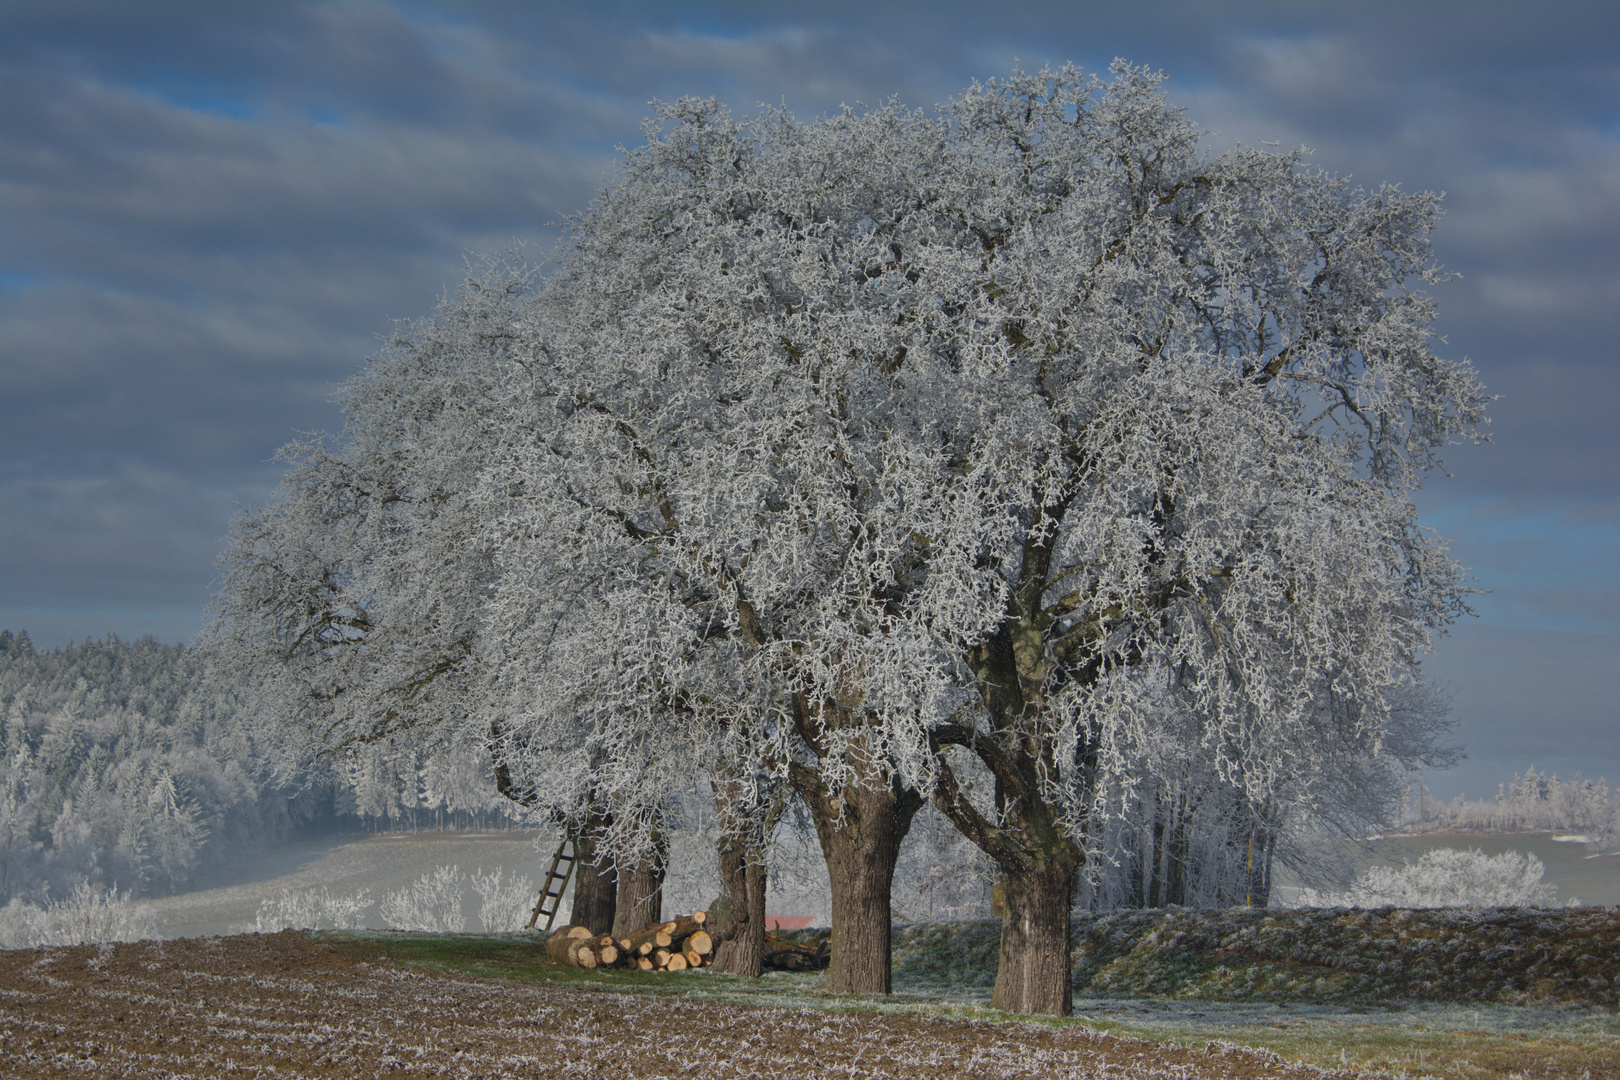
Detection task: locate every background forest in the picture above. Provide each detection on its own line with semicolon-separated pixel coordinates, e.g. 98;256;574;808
0;629;522;907
3;628;1614;924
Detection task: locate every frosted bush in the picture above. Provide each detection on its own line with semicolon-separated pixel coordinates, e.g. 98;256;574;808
469;867;536;932
1299;848;1565;909
320;885;373;928
379;864;466;931
251;885;372;932
0;882;163;947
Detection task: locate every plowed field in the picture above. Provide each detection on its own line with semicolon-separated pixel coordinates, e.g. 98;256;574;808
0;932;1360;1079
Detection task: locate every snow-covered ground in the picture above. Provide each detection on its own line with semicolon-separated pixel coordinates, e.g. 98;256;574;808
142;825;823;938
140;825;1620;945
145;829;561;937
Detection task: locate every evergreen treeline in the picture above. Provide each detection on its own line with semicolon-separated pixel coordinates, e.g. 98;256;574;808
0;630;521;904
0;629;281;900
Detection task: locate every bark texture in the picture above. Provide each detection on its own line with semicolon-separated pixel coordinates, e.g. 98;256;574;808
926;559;1089;1016
708;833;766;977
992;855;1079;1015
569;820;618;936
797;761;922;996
611;834;667;939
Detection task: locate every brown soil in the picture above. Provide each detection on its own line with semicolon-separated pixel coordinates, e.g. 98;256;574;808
0;931;1364;1079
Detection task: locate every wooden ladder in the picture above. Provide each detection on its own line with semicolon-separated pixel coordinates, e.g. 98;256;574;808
526;837;576;931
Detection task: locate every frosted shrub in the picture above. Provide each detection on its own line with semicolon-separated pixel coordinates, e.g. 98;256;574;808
0;899;47;947
0;882;163;947
320;885;373;928
252;885;372;932
469;867;535;932
379;865;466;931
1300;848;1565;909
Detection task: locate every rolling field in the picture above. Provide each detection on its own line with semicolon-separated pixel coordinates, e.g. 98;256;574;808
145;830;562;937
71;829;1615;1078
4;930;1616;1079
1;932;1360;1080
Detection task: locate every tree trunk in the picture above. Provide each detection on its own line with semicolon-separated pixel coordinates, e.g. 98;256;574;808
800;775;921;996
992;853;1079;1015
611;832;667;939
930;711;1084;1016
709;832;766;977
569;820;617;936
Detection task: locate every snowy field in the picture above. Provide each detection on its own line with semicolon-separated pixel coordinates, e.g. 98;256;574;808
144;829;565;937
140;826;827;938
138;826;1620;940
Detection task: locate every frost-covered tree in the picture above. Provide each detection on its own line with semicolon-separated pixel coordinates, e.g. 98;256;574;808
484;63;1486;1014
209;262;524;772
208;259;663;935
0;633;286;901
1076;668;1454;914
211;62;1484;1013
1299;847;1563;908
1431;768;1617;846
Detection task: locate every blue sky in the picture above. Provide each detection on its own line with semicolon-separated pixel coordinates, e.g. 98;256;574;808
1;1;1615;800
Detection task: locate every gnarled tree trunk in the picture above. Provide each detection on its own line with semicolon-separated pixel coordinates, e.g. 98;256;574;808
806;776;920;995
992;852;1079;1014
931;613;1086;1016
611;832;667;939
790;709;924;998
569;816;617;936
709;831;766;976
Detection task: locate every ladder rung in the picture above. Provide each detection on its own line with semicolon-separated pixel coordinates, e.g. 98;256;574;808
527;836;579;931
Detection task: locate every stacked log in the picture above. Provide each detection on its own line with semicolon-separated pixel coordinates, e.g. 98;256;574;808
544;925;601;969
548;912;713;973
762;932;827;972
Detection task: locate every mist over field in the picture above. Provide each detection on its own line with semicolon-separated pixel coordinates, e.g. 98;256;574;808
4;630;1617;946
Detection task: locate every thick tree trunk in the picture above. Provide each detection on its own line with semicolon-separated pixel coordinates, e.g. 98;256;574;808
930;714;1084;1016
569;821;617;936
992;853;1079;1015
709;833;766;977
611;833;667;939
801;776;921;996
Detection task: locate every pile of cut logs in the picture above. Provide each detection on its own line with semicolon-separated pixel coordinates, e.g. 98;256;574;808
546;912;714;972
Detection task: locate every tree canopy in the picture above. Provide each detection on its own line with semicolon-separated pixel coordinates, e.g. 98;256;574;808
210;63;1485;1015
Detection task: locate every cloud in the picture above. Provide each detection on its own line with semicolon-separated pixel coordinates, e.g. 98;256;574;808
0;0;1614;806
0;459;273;617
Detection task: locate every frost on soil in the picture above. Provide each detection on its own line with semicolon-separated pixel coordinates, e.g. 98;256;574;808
0;931;1359;1080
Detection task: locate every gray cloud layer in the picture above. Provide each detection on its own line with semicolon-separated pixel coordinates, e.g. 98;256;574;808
2;1;1614;796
